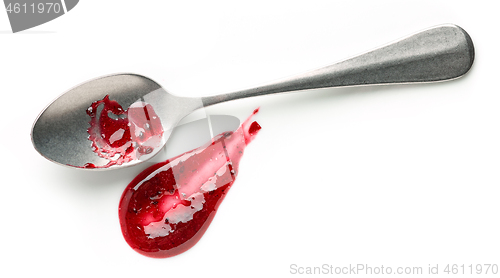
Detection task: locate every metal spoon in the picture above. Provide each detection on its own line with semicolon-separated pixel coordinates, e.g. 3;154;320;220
31;24;474;170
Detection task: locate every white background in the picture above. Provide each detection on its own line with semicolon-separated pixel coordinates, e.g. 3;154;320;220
1;1;499;277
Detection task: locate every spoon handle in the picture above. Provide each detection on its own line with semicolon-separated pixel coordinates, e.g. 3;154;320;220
201;24;474;107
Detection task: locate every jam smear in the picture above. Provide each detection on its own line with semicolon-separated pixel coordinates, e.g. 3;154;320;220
118;109;261;258
86;95;164;168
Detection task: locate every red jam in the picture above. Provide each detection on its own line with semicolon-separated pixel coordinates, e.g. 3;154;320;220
118;109;261;258
85;95;164;168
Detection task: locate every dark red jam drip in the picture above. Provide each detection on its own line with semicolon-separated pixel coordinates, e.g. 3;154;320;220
118;109;261;258
85;95;164;168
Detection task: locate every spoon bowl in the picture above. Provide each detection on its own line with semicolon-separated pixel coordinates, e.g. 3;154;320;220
32;24;474;170
31;74;202;169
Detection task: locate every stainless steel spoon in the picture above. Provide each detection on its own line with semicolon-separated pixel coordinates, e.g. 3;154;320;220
32;24;474;170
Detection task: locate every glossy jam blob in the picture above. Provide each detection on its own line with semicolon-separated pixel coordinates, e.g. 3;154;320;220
119;109;261;258
85;95;164;168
